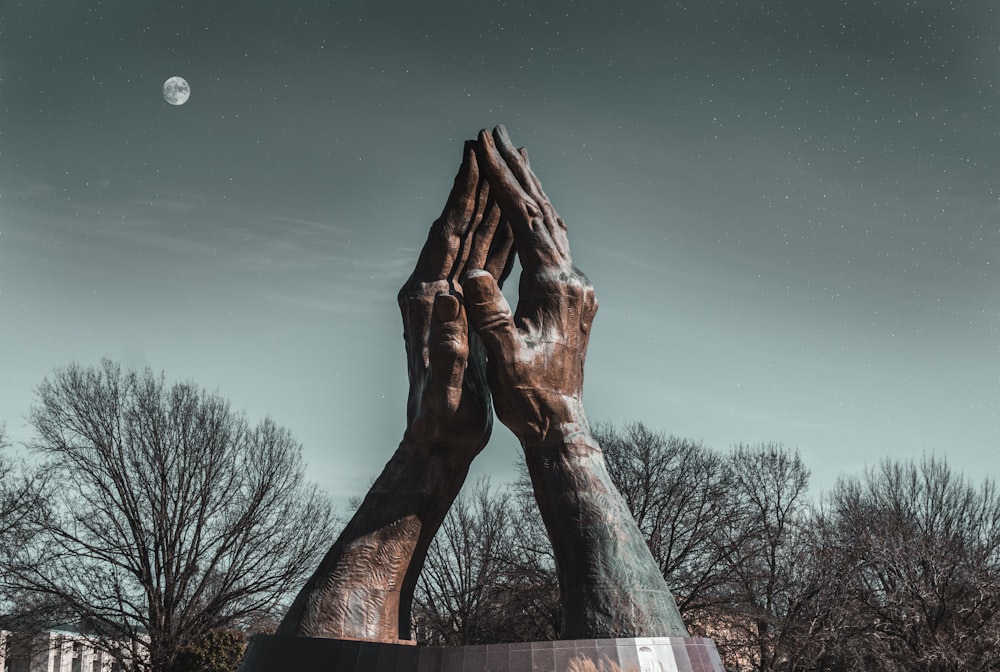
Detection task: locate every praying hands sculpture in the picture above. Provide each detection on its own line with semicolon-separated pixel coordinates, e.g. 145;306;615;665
278;127;688;642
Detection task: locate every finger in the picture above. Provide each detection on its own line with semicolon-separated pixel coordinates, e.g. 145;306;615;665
463;269;521;360
518;148;564;235
477;129;556;271
514;144;568;246
476;128;537;221
441;140;480;230
484;219;515;288
460;180;498;278
495;127;570;249
493;127;550;214
577;266;599;336
411;141;479;281
427;292;469;395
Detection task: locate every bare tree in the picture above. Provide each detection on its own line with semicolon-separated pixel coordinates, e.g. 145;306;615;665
819;456;1000;672
413;477;512;645
764;504;873;672
12;360;337;672
396;426;1000;672
412;477;558;645
506;465;561;641
0;424;38;553
709;443;814;672
0;422;47;623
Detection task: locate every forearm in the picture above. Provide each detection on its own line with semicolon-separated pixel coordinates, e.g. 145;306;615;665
521;421;689;639
277;437;474;641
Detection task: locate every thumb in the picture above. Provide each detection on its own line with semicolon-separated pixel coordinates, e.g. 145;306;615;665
462;269;520;358
427;292;469;392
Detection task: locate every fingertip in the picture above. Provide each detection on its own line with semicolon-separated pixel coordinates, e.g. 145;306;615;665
463;141;480;179
461;269;495;300
461;268;518;356
475;129;499;168
450;141;477;193
433;292;462;323
492;126;508;150
493;127;523;169
462;139;477;166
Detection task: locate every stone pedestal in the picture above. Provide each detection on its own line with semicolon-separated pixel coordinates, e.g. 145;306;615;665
239;634;726;672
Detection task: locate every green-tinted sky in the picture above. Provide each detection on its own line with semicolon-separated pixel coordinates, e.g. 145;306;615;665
2;0;998;506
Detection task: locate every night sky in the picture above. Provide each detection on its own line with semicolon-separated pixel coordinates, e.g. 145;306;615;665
2;1;998;507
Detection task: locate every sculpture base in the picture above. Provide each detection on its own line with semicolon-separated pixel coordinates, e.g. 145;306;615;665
238;634;726;671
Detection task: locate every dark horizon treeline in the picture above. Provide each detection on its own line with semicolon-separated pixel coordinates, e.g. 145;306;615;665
412;422;1000;672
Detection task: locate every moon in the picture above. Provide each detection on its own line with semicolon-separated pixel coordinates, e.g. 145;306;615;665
162;76;191;106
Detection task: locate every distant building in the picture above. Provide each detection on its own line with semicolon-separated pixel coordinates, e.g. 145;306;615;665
1;629;131;672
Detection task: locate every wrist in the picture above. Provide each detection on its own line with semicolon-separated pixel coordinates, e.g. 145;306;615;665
396;430;487;476
401;410;491;456
518;418;600;459
505;395;595;450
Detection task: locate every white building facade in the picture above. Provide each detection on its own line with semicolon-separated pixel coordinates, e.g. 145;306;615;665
1;630;125;672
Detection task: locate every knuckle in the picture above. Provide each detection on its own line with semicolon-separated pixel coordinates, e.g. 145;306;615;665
529;267;588;300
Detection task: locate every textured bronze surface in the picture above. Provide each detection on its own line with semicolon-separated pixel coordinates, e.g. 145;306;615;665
465;127;687;639
279;128;687;642
277;141;514;641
